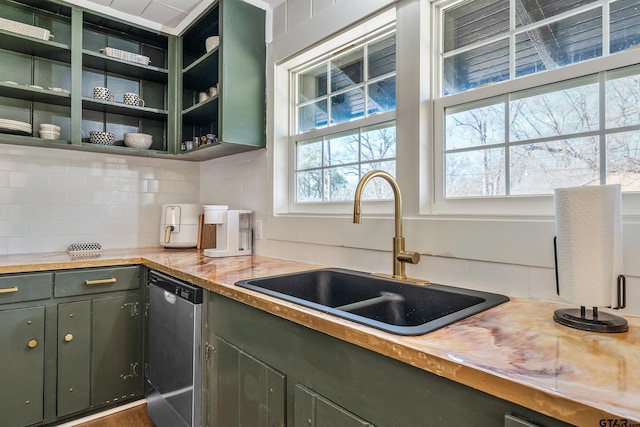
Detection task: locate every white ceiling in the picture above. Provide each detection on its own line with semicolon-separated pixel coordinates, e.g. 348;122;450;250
65;0;280;35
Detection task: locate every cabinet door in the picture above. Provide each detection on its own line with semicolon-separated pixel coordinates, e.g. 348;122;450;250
91;292;143;406
58;301;91;417
294;384;375;427
210;336;286;427
0;306;45;427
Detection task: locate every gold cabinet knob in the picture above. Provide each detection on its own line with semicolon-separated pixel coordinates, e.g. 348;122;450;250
64;333;74;342
27;339;38;348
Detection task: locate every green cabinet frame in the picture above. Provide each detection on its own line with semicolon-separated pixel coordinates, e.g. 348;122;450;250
0;0;266;161
0;306;46;427
207;292;573;427
0;265;144;427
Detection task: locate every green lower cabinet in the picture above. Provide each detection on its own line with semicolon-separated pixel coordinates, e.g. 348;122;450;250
295;384;375;427
58;301;92;417
207;292;572;427
91;293;144;406
0;306;46;427
209;335;286;427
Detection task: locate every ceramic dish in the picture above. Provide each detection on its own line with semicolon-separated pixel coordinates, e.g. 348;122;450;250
124;133;153;149
0;118;32;135
39;130;60;140
39;123;61;132
48;87;70;94
89;131;115;145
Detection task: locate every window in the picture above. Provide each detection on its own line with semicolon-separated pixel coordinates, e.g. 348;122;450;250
291;27;397;204
435;0;640;204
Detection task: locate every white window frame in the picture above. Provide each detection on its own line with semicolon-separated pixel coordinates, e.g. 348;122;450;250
274;9;398;216
431;0;640;217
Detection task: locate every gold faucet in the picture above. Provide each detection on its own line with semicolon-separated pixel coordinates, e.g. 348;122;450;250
353;170;426;284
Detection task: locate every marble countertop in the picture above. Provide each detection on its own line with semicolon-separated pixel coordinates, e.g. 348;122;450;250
1;248;638;425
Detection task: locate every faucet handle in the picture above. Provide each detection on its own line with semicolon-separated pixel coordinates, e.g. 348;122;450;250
397;251;420;264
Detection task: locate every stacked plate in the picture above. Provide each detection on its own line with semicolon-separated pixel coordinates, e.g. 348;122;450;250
0;118;32;135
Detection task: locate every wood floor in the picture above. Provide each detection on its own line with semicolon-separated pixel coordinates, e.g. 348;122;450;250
75;404;156;427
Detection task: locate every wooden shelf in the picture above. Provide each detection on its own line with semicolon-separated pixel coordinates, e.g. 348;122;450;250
183;48;219;91
0;30;71;62
0;82;71;107
82;97;168;121
82;50;169;84
182;96;218;125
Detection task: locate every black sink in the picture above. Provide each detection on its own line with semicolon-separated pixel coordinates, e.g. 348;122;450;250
235;268;509;336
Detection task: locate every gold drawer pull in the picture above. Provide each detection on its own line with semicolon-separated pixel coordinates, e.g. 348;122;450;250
0;287;19;294
64;334;74;342
84;278;117;285
27;339;38;348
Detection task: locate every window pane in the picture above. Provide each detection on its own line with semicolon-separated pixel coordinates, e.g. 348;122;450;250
607;131;640;191
510;138;599;195
515;0;598;26
361;122;396;161
443;0;508;52
610;0;640;54
298;63;327;102
361;160;396;199
296;138;322;170
325;165;360;201
443;38;509;95
445;148;506;197
515;9;602;78
324;131;359;166
605;67;640;129
296;170;323;201
367;76;396;114
368;34;396;79
298;99;327;132
510;79;599;141
330;87;365;125
445;101;505;150
331;48;363;92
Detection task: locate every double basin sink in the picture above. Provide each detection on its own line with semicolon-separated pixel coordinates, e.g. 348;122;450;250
236;268;509;336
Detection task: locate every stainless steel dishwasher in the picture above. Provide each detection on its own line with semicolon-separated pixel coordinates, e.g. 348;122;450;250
146;270;203;427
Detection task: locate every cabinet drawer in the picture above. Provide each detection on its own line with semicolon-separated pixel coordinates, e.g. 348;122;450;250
0;273;52;305
54;266;140;297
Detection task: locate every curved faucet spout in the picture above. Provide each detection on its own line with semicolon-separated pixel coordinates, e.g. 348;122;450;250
353;170;420;280
353;170;402;238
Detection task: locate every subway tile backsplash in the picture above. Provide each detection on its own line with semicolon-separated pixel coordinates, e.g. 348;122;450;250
0;144;199;255
1;145;636;316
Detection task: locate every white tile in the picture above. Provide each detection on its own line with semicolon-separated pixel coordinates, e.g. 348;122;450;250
529;266;563;302
420;255;469;287
467;260;530;297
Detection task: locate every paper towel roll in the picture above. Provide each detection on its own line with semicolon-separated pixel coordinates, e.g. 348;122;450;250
554;185;623;307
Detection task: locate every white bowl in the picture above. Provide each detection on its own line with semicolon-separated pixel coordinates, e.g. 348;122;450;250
124;133;153;149
39;130;60;140
39;123;61;132
205;36;219;52
89;131;115;145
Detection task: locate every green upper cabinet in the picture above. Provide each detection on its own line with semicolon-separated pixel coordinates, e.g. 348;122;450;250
0;0;266;161
79;9;171;155
178;0;266;160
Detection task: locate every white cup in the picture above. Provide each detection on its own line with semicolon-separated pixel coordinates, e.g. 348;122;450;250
208;86;218;97
198;92;209;103
123;92;145;107
93;86;115;102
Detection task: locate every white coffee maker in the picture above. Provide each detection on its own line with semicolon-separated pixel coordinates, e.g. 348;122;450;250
202;205;252;257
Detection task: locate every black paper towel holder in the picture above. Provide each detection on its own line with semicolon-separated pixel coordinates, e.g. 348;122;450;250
553;237;628;333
